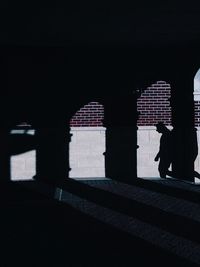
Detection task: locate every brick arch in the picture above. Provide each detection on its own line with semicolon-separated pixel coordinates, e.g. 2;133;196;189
70;102;104;127
137;80;171;126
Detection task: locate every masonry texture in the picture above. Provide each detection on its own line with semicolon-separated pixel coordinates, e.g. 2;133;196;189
69;127;106;178
195;101;200;127
69;86;200;128
137;81;171;126
70;102;104;127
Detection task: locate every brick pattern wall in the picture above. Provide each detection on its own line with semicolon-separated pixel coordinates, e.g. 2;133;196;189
70;102;104;127
195;101;200;127
137;81;171;126
69;83;199;128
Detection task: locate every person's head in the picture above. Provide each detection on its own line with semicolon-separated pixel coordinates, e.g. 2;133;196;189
155;122;166;133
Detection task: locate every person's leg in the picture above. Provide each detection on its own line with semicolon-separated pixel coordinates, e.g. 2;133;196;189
158;161;167;178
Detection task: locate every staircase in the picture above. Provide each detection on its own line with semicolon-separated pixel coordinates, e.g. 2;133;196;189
2;177;200;266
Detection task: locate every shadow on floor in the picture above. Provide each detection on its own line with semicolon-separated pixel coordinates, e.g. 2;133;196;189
0;180;199;267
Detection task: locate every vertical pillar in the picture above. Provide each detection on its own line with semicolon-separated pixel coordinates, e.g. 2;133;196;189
170;78;195;182
35;123;70;184
103;93;138;183
0;128;10;181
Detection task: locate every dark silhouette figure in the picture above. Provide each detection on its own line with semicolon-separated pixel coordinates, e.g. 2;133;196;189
154;122;173;178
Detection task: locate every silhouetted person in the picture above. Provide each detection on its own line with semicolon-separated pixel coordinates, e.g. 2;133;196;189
154;122;172;178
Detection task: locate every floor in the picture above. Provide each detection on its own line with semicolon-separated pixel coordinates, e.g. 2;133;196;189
1;177;200;266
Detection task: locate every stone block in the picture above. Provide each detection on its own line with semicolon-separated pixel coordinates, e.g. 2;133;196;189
138;130;150;145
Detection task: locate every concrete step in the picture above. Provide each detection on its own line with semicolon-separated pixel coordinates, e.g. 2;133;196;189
2;180;196;267
131;177;200;203
21;178;200;266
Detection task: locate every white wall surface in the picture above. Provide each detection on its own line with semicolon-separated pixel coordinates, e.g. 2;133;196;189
137;126;173;178
195;128;200;174
137;126;160;177
11;150;36;180
69;127;106;178
11;130;35;181
13;126;200;181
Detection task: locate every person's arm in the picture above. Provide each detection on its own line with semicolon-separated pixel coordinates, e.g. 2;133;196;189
154;152;160;161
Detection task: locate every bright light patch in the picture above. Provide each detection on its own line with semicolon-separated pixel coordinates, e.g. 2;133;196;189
10;129;36;181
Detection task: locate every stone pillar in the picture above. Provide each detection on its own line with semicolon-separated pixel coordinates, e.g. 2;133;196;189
0;128;10;181
35;124;70;183
103;93;138;183
170;78;195;182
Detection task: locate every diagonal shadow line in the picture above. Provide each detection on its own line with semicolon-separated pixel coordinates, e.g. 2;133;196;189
53;178;200;245
10;181;199;267
129;178;200;203
80;179;200;222
57;189;200;266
